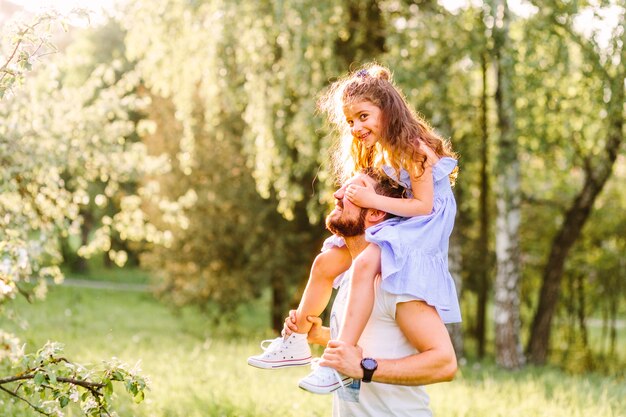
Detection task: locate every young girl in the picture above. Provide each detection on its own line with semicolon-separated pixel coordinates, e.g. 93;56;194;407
248;63;461;393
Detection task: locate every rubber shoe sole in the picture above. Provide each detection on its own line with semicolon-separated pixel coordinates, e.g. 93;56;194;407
298;375;353;394
247;355;312;370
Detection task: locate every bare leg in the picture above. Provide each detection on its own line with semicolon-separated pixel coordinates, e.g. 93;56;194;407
297;244;380;392
294;246;352;335
337;243;381;345
248;248;351;370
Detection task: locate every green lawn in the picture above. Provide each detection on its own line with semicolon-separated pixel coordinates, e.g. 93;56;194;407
0;275;624;417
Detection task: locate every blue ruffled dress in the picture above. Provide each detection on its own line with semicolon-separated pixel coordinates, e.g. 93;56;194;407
323;157;462;324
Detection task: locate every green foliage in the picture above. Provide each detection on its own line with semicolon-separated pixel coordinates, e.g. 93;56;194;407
118;0;626;360
0;9;175;303
0;10;172;416
123;0;382;219
136;79;324;320
0;47;157;301
2;0;624;392
121;1;335;321
0;342;147;416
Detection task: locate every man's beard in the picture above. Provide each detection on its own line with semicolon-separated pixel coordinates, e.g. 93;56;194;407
325;207;367;237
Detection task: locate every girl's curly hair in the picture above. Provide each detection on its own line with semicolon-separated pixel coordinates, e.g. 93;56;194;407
318;62;458;186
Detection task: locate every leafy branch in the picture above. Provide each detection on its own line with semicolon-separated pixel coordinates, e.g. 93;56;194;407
0;11;66;98
0;342;148;416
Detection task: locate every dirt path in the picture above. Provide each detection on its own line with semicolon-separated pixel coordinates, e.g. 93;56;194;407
53;278;150;292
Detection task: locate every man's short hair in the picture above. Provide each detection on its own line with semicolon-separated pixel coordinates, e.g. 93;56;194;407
361;167;406;198
360;167;406;219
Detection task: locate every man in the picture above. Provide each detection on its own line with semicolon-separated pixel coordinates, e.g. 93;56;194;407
286;169;457;416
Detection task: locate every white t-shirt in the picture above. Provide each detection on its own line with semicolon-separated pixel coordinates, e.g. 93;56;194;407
332;268;433;417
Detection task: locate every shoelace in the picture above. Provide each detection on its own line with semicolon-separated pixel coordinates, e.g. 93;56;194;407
310;357;321;369
310;358;348;393
260;337;284;352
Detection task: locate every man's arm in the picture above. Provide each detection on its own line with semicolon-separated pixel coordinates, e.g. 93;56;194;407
319;300;457;385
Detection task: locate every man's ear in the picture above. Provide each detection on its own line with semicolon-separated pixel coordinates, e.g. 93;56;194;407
367;208;387;223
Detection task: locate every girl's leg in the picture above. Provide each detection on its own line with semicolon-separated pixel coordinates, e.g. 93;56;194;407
297;243;380;392
337;243;380;345
247;244;351;370
294;246;352;334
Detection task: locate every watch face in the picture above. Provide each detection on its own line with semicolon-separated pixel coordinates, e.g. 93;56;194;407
362;358;377;371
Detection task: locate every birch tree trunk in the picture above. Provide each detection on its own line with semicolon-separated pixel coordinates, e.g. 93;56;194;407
492;0;524;369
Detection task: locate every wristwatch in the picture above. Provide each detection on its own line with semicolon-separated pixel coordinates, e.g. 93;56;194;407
360;357;378;383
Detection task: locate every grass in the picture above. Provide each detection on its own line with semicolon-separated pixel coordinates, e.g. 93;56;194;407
0;269;624;417
430;362;624;417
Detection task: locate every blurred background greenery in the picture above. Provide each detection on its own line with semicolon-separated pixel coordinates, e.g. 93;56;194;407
0;0;624;415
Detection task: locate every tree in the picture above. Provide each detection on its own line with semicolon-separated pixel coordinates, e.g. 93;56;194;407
119;0;625;372
383;1;495;359
490;0;525;369
1;11;150;415
56;18;142;272
122;0;389;329
526;1;625;364
475;6;494;360
123;0;331;329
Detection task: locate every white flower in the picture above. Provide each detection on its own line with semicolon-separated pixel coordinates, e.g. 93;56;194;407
69;388;80;402
81;397;98;413
0;258;12;275
0;280;15;297
17;248;29;269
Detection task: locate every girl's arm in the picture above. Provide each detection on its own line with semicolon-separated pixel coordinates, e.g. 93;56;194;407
346;165;434;217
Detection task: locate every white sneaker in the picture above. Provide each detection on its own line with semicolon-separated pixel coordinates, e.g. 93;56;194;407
298;363;353;394
247;333;312;369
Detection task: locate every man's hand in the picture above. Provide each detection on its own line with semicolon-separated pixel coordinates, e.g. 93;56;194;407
345;180;378;209
281;310;328;346
318;340;364;379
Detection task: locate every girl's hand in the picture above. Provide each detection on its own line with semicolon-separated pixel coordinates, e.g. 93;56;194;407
345;180;377;208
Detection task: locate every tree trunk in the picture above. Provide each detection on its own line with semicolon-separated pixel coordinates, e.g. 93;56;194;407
271;272;288;333
527;121;623;363
76;209;92;273
476;46;491;359
492;0;524;369
575;273;589;351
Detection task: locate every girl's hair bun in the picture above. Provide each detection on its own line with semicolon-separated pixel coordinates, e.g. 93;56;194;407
353;64;392;82
368;65;391;82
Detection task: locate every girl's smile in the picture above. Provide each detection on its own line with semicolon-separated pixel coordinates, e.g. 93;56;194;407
343;100;382;148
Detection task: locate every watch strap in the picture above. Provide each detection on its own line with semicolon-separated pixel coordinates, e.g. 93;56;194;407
362;367;374;383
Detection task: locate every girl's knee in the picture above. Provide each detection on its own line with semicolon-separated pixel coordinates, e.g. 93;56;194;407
312;248;351;279
311;253;329;276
